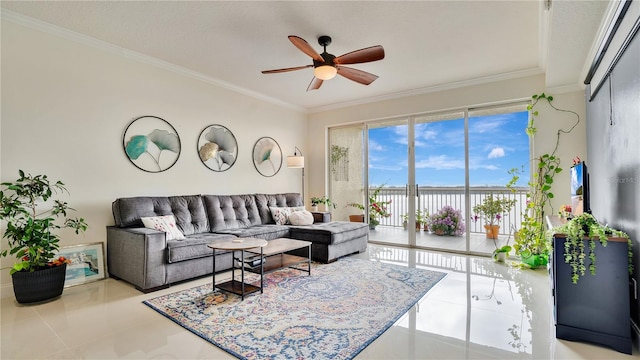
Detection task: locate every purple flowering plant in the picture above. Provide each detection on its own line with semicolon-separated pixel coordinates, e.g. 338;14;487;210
428;205;465;236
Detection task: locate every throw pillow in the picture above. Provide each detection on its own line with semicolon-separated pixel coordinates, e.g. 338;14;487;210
141;215;185;240
289;210;314;225
269;206;305;225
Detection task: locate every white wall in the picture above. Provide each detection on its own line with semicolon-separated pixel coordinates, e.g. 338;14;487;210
307;75;587;219
0;20;307;286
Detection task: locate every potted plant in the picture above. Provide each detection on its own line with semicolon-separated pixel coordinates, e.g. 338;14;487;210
513;93;580;268
401;213;408;230
491;225;517;262
416;209;429;231
548;213;633;284
0;170;88;303
427;205;465;236
472;195;516;239
310;196;336;212
347;184;391;230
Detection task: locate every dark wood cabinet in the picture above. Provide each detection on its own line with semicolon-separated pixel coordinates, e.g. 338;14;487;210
551;234;632;354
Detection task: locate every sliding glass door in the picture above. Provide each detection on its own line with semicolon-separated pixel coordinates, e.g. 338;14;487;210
414;111;468;251
329;102;530;256
366;119;412;246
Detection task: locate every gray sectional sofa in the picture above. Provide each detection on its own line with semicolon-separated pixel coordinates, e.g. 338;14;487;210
106;193;368;292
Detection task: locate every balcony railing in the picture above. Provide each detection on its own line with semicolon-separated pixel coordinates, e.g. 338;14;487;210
372;186;528;235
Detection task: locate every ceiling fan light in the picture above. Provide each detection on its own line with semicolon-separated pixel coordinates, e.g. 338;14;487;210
314;65;337;80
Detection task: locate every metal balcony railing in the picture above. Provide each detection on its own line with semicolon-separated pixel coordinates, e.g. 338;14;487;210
371;186;528;235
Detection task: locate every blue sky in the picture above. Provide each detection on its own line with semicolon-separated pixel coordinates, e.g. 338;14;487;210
368;111;530;187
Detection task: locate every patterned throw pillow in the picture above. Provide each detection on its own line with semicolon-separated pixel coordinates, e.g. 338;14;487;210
269;206;305;225
289;210;314;225
141;215;185;240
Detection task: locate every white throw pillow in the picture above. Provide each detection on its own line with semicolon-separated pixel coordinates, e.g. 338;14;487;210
141;215;185;240
289;210;314;225
269;206;305;225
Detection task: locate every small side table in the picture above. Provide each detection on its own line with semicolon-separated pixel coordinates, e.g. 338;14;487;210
207;238;268;300
310;211;331;223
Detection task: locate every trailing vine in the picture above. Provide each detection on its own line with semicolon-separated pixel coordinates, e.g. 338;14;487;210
515;93;581;265
548;213;633;284
526;93;581;157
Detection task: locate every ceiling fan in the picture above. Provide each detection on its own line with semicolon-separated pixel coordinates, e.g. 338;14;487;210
261;35;385;91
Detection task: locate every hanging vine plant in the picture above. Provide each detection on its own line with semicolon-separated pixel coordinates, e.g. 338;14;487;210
548;213;633;284
330;145;348;175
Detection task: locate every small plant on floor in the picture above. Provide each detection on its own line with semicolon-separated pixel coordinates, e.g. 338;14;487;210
427;205;465;236
492;225;516;262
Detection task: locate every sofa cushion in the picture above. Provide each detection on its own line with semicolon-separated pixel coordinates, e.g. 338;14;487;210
141;215;185;240
255;193;303;224
289;210;314;225
202;194;262;232
269;206;305;225
288;221;369;245
214;224;290;240
111;195;209;236
112;196;173;228
167;233;236;263
169;195;209;236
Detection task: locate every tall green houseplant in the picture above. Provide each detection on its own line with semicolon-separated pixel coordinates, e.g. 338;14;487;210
514;93;580;268
0;170;88;274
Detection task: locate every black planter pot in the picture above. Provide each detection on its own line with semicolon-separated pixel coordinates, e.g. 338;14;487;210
11;263;67;304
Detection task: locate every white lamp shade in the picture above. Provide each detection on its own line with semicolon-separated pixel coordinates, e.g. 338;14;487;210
313;65;337;80
287;155;304;168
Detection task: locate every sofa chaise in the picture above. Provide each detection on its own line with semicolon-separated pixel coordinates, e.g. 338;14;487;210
106;193;368;292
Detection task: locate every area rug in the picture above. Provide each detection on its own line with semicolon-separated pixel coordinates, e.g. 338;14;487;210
143;257;446;359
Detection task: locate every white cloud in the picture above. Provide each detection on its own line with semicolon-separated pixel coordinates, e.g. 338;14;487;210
488;147;505;159
415;155;465;170
369;139;385;152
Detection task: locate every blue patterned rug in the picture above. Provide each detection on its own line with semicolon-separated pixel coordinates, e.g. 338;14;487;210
143;257;446;359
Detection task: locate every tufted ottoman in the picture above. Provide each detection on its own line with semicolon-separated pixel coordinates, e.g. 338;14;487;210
288;221;369;263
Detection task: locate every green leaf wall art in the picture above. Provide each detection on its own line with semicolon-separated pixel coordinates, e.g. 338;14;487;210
123;116;181;172
252;136;282;177
198;125;238;172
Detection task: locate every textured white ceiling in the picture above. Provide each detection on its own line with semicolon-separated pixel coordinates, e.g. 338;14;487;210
1;1;609;112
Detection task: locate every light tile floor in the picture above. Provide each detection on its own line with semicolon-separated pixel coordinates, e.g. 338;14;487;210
1;243;637;359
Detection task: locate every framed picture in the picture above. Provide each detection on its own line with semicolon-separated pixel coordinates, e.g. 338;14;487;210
252;136;282;177
55;242;106;287
123;115;181;172
198;124;238;172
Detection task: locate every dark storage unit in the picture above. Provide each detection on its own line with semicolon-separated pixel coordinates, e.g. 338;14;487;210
551;234;632;354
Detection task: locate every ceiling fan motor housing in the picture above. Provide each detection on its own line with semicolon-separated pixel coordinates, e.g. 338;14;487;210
314;52;336;68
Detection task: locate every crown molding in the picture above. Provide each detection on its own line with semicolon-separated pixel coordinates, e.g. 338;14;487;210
1;9;306;114
308;67;544;113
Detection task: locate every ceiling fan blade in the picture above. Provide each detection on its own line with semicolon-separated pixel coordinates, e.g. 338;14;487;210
261;65;312;74
334;45;385;65
288;36;325;63
307;77;323;91
336;66;379;85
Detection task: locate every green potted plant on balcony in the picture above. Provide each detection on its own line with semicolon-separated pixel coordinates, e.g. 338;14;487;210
0;170;88;303
472;195;516;239
310;196;336;212
347;184;391;230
